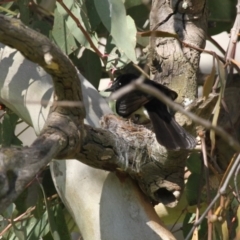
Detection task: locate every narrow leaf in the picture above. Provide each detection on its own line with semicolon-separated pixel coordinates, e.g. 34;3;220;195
56;1;99;51
39;183;61;240
124;0;143;8
210;58;226;154
230;58;240;67
52;8;77;55
94;0;137;63
76;48;102;89
203;57;216;100
11;215;26;240
137;30;179;39
39;182;71;240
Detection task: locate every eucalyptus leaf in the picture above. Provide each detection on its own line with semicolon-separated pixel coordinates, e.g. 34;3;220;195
56;1;99;50
127;4;149;29
31;17;52;37
94;0;137;63
185;173;203;206
11;214;26;240
106;37;131;70
27;215;49;240
125;0;143;9
39;182;71;240
208;0;236;35
75;48;102;89
63;208;79;233
6;212;49;240
183;213;207;239
85;0;101;30
17;0;30;25
1;112;21;147
186;152;202;174
203;57;216;100
0;216;8;232
2;203;16;219
210;58;226;153
52;8;77;55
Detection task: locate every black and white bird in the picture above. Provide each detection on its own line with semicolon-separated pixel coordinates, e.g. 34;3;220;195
105;73;196;150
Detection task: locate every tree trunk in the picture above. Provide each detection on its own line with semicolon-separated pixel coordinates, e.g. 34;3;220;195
149;0;207;104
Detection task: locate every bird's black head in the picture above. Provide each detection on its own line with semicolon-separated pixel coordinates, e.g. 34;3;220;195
105;74;138;92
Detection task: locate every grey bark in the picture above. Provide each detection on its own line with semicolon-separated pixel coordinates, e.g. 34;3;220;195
0;1;214;212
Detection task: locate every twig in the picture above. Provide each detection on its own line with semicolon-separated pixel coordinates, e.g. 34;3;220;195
234;163;240;201
201;137;213;240
207;35;226;56
185;153;240;240
56;0;105;60
110;79;240;152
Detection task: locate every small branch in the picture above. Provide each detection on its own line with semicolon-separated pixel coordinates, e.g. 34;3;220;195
0;134;67;213
185;153;240;240
110;79;240;152
56;0;105;60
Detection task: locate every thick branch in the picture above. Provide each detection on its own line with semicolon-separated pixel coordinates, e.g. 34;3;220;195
0;133;67;213
0;14;86;211
149;0;207;103
0;14;85;120
75;115;191;207
0;14;85;158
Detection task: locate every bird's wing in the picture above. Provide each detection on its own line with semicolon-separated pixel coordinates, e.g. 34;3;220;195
146;99;196;150
116;90;152;117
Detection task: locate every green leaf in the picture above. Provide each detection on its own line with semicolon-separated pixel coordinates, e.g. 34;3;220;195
14;182;40;215
203;58;216;100
1;112;22;147
31;15;52;37
2;203;16;219
76;49;102;89
94;0;137;63
105;36;131;70
6;211;49;239
127;4;149;29
182;212;196;238
63;208;79;233
208;0;236;35
17;0;30;25
186;152;202;174
56;1;99;51
33;194;44;220
183;212;208;239
12;218;26;240
52;8;78;55
185;173;203;205
85;0;101;30
210;58;226;153
125;0;143;9
137;30;179;39
27;214;49;240
0;1;15;15
51;205;72;240
0;215;8;232
39;182;71;240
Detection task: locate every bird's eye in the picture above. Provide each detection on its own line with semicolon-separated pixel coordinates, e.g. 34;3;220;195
119;82;122;86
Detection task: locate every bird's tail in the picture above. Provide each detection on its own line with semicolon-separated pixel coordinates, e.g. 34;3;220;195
146;101;196;150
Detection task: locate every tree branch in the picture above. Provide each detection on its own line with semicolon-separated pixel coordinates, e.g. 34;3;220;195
0;134;67;213
0;14;192;211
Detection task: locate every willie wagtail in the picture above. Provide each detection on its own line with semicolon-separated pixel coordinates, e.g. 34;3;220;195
105;73;196;150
